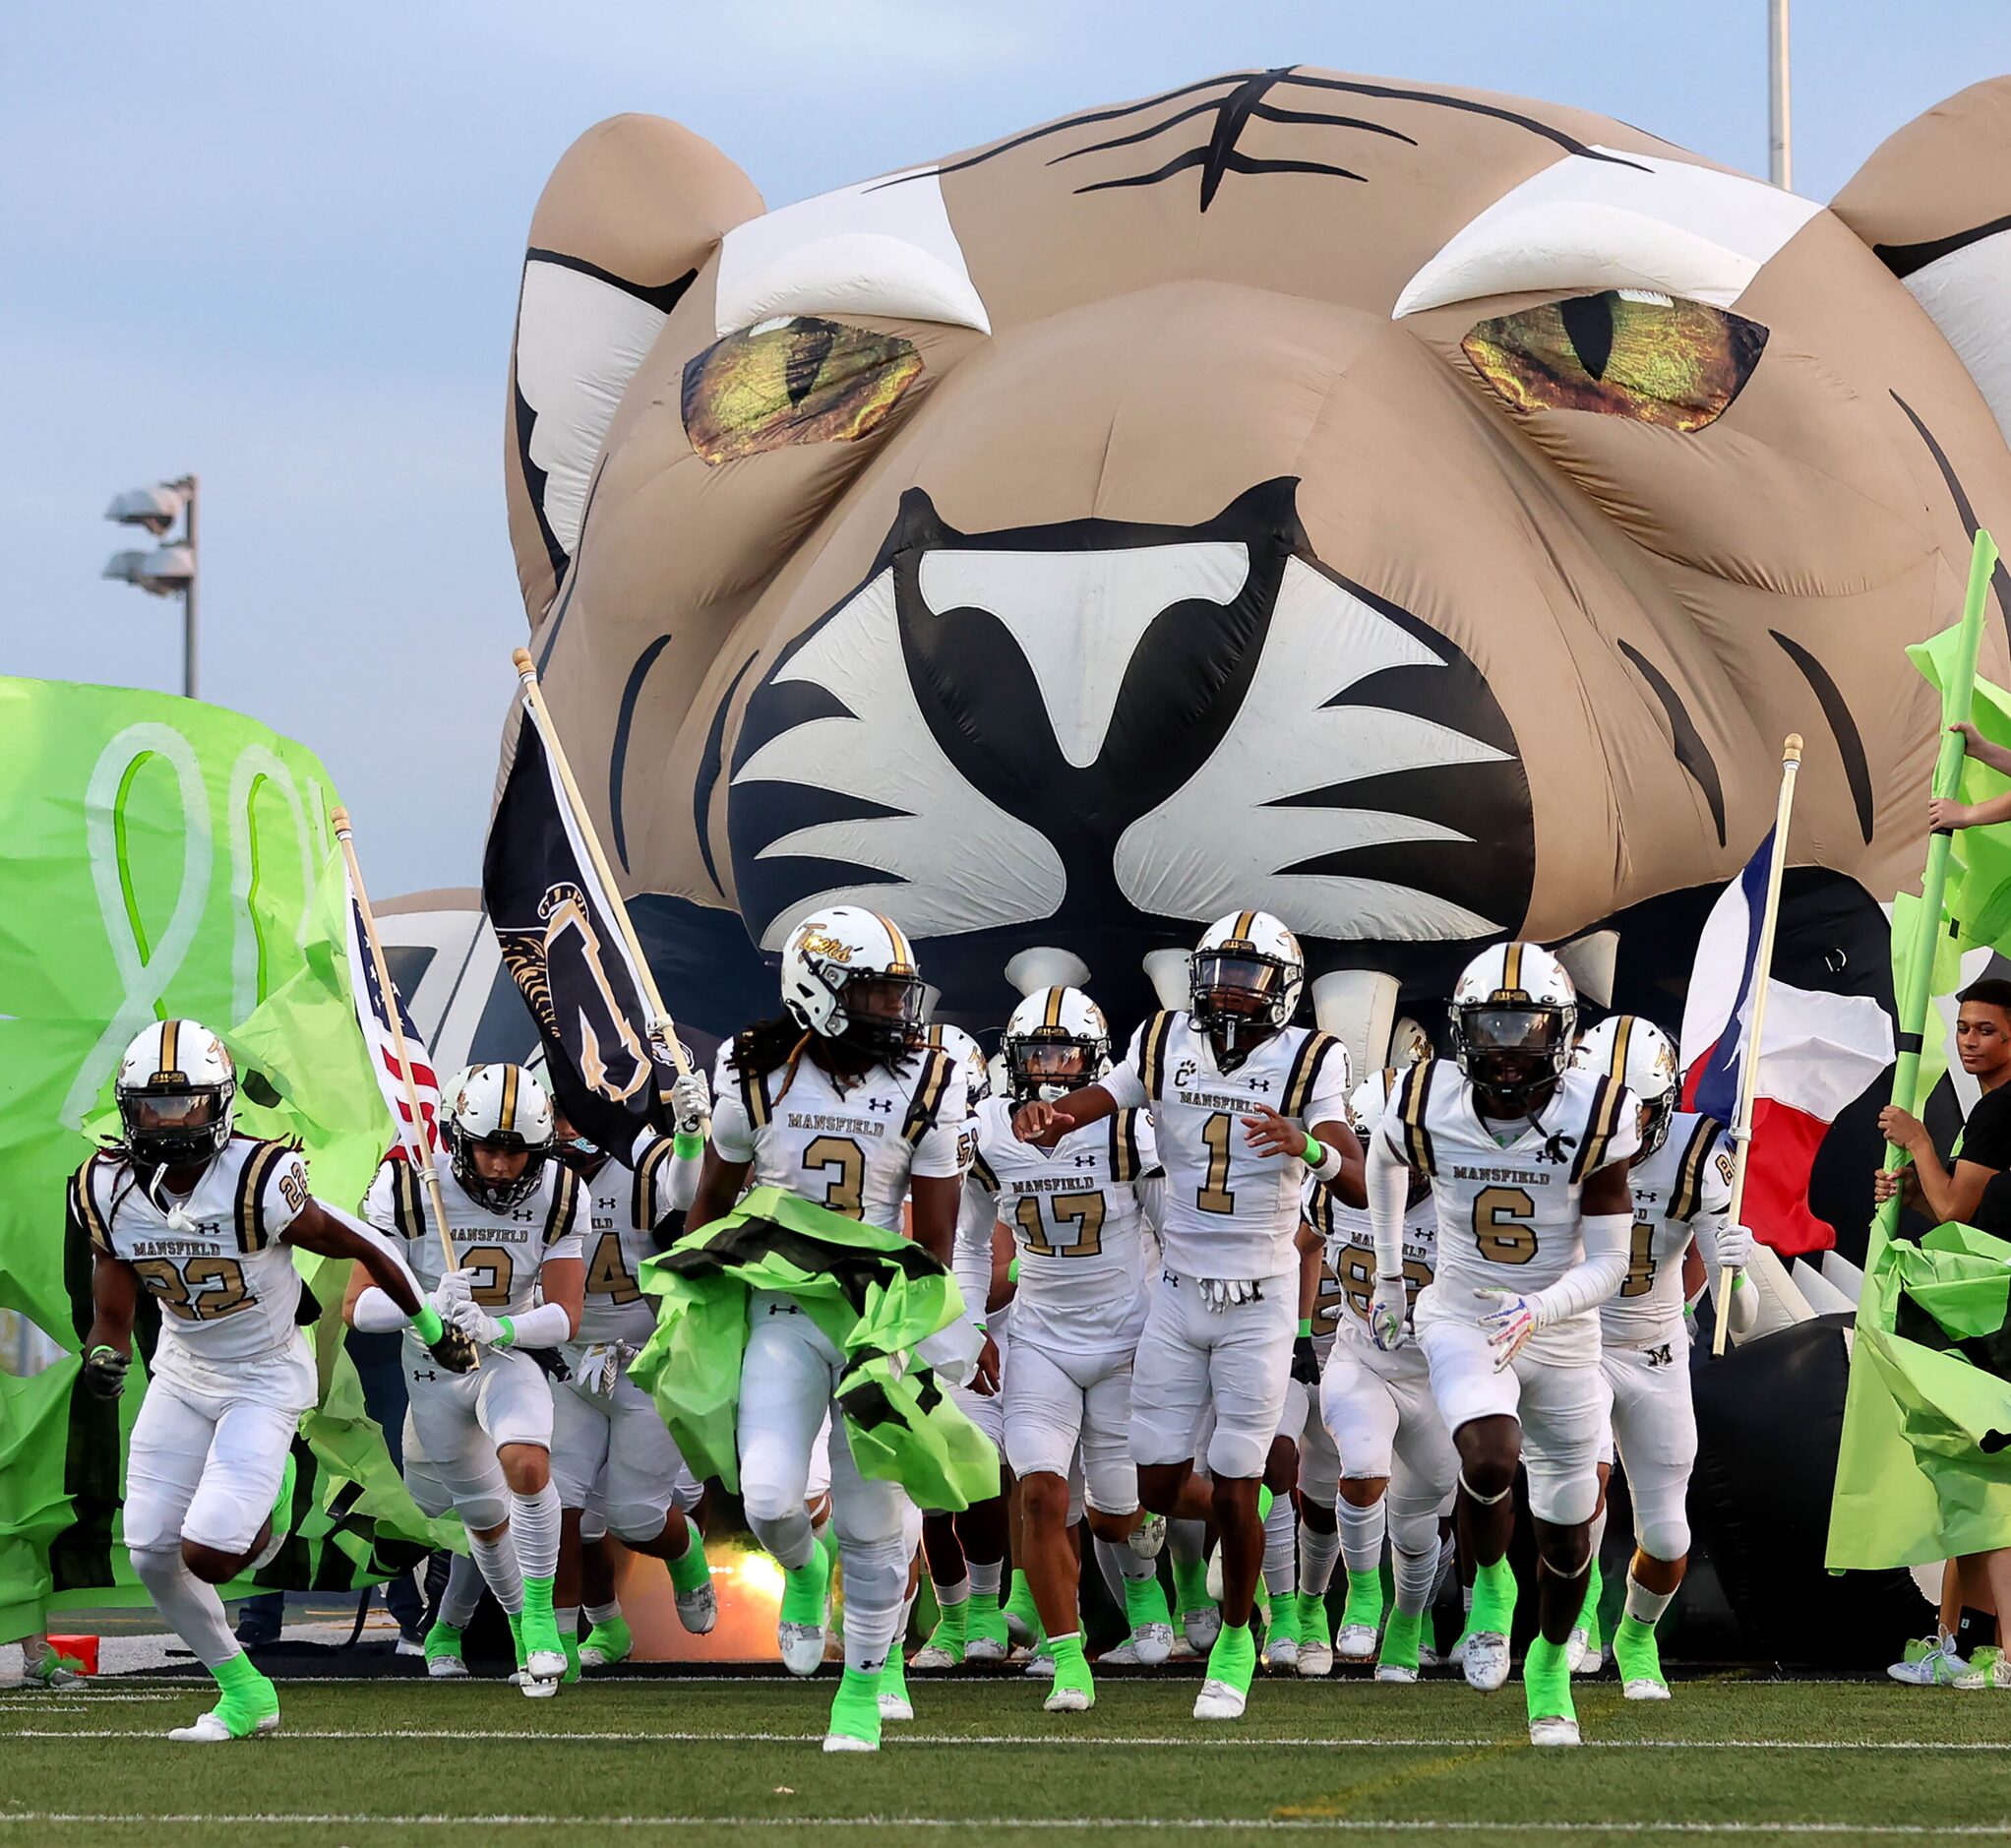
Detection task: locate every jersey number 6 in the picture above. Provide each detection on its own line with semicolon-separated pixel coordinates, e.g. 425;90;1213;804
1471;1185;1539;1264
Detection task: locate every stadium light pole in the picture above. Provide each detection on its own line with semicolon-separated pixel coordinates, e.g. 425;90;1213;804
1768;0;1792;189
102;473;200;700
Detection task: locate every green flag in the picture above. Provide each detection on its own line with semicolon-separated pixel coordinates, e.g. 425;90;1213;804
0;677;453;1641
631;1186;1001;1511
1908;626;2011;953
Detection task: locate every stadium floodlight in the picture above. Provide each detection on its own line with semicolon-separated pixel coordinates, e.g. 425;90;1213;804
101;474;199;699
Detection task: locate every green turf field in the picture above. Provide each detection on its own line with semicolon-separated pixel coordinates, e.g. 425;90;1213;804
2;1673;2004;1846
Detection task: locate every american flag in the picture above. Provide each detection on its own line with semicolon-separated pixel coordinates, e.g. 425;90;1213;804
341;863;441;1159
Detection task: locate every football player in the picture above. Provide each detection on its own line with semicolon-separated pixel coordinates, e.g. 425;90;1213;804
977;985;1170;1710
683;907;977;1753
912;1022;1013;1672
355;1062;584;1696
74;1019;438;1741
547;1081;718;1678
1366;943;1639;1746
1310;1069;1458;1683
1568;1016;1756;1698
1013;910;1358;1720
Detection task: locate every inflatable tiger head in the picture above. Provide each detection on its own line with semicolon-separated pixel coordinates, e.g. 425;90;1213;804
502;69;2011;1052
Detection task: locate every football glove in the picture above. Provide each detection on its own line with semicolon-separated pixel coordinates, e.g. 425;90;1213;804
447;1298;510;1348
1198;1276;1261;1314
1369;1274;1408;1353
1475;1288;1537;1371
425;1324;480;1374
1716;1221;1754;1275
430;1270;473;1314
83;1343;130;1400
1291;1331;1321;1387
671;1069;711;1137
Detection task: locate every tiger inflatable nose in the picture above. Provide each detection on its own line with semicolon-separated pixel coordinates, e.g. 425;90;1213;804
502;71;2011;1047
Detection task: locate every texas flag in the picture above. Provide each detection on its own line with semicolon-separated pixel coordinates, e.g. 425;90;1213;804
1678;830;1895;1255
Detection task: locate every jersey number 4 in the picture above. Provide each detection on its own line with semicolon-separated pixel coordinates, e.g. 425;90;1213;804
1619;1219;1658;1298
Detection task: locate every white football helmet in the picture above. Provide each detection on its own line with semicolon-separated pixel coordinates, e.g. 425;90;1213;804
1449;942;1577;1105
1575;1015;1681;1157
1348;1067;1404;1137
779;905;926;1061
445;1062;555;1211
115;1018;236;1167
1189;909;1305;1053
926;1021;992;1106
1003;986;1113;1103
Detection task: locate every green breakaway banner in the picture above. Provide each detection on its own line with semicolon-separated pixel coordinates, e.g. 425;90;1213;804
0;676;457;1644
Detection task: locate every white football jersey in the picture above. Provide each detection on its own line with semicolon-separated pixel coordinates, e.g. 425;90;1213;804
709;1037;967;1234
970;1094;1159;1347
1379;1058;1642;1364
1307;1178;1439;1356
1603;1111;1734;1345
573;1127;690;1344
73;1137;309;1365
1104;1011;1352;1281
365;1154;585;1339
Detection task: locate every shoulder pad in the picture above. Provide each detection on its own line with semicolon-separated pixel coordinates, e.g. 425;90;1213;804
1669;1114;1727;1222
544;1162;581;1246
233;1139;295;1254
1570;1074;1630;1184
902;1047;957;1145
1283;1029;1343;1121
1394;1059;1439;1177
1138;1012;1178;1102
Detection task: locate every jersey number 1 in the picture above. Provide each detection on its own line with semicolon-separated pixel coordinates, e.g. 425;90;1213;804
1197;1113;1237;1215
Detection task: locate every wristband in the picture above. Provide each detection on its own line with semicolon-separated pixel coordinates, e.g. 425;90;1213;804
1297;1318;1312;1338
1300;1135;1324;1169
673;1131;705;1161
1007;1258;1020;1283
496;1315;517;1349
413;1304;445;1343
1730;1270;1749;1291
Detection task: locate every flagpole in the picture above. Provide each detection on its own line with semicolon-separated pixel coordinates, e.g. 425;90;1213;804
1715;735;1804;1355
333;806;467;1300
1872;528;2001;1266
510;649;705;1123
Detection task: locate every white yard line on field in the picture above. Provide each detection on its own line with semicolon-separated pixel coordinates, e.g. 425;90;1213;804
1;1814;2011;1836
8;1727;2011;1751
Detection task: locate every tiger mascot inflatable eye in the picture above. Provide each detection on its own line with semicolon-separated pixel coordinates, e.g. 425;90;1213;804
500;70;2011;1103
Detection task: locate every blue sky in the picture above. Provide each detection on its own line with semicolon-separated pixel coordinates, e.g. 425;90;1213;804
5;0;2005;895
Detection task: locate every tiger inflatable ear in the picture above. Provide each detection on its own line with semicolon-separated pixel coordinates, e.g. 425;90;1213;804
1831;79;2011;448
506;116;764;619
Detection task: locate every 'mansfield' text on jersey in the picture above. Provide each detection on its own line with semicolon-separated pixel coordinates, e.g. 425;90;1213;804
1449;1164;1556;1185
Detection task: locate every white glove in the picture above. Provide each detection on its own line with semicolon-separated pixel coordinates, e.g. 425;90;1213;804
1198;1276;1261;1314
671;1069;711;1137
1475;1288;1537;1372
432;1269;473;1311
579;1341;627;1397
447;1297;507;1347
1715;1221;1754;1275
1369;1273;1409;1352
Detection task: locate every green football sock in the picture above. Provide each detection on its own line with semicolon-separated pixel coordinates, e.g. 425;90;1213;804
1470;1557;1518;1636
562;1630;580;1684
1205;1619;1258;1695
1047;1631;1094;1705
1612;1614;1667;1689
1575;1556;1605;1652
209;1650;278;1735
1123;1571;1172;1632
423;1619;464;1669
1005;1569;1041;1632
580;1613;632;1665
1340;1567;1386;1632
1524;1633;1575;1723
927;1593;969;1654
827;1665;882;1747
1173;1553;1214;1618
1299;1589;1331;1648
1267;1590;1301;1647
667;1520;711;1597
966;1596;1009;1651
780;1542;832;1629
1379;1606;1424;1675
506;1609;526;1670
520;1573;560;1652
881;1647;910;1709
1256;1485;1274;1522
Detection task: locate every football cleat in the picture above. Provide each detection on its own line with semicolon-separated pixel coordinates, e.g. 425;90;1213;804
1297;1633;1334;1678
520;1649;565;1698
1184;1604;1223;1652
1023;1647;1057;1681
579;1613;633;1669
168;1708;280;1744
1044;1682;1092;1712
1463;1632;1511;1693
1336;1620;1378;1660
1529;1714;1582;1747
1566;1628;1605;1676
1193;1678;1248;1720
910;1638;962;1671
1265;1632;1299;1672
675;1580;718;1636
1374;1659;1419;1685
1127;1513;1167;1561
968;1599;1013;1660
1446;1631;1469;1669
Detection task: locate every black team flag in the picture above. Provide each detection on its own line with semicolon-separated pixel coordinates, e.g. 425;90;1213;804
482;690;673;1150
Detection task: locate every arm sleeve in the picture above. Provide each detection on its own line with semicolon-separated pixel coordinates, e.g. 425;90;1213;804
1100;1022;1149;1110
909;1064;971;1181
951;1181;996;1324
1366;1124;1413;1280
360;1162;400;1238
709;1044;757;1163
1304;1040;1355;1135
507;1299;575;1349
1527;1208;1631;1327
352;1287;414;1333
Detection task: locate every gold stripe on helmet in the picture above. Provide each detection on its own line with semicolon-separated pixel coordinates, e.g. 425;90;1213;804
154;1018;181;1083
873;912;917;976
1500;942;1523;996
499;1065;518;1135
1232;910;1256;945
1612;1015;1634;1082
1044;987;1065;1030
